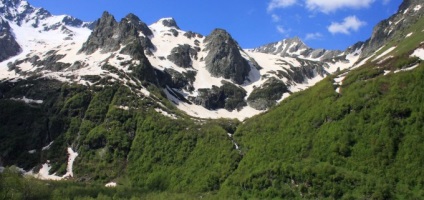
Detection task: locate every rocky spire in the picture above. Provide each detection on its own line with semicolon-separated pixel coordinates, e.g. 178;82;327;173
204;28;251;85
79;12;154;55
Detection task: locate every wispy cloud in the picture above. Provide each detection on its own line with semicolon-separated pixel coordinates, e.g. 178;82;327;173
271;14;281;22
305;32;323;40
268;0;377;13
276;25;287;34
305;0;375;13
267;0;297;12
328;16;366;35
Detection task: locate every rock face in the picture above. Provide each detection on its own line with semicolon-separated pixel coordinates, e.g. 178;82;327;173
79;12;154;55
0;17;21;62
167;44;198;68
360;0;424;58
247;77;289;110
78;12;119;54
160;18;180;29
0;0;85;29
79;12;158;84
288;59;329;84
0;0;50;26
157;68;196;92
190;81;247;111
204;29;251;85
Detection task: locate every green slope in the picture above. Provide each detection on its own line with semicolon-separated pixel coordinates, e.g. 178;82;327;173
220;63;424;199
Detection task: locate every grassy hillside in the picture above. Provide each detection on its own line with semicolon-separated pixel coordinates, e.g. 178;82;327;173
220;61;424;199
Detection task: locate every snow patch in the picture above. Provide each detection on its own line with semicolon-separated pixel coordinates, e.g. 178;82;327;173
395;18;404;25
333;72;349;94
117;105;129;110
154;108;177;119
373;46;396;62
406;32;413;38
164;88;261;121
403;9;409;14
42;141;54;151
28;149;36;154
394;64;420;73
289;75;325;93
411;48;424;60
414;5;422;11
377;56;393;64
335;87;341;93
35;147;78;180
10;96;43;104
105;182;117;187
277;93;291;103
63;148;78;178
36;162;63;180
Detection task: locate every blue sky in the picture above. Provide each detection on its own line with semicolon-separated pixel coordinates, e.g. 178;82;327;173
27;0;401;50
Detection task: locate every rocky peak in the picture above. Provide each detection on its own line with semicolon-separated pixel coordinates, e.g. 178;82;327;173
359;0;423;58
79;11;155;58
1;0;88;29
345;41;364;55
159;17;179;29
121;13;153;37
204;28;251;85
99;11;118;27
284;36;306;47
253;36;343;61
62;16;83;27
0;0;51;25
79;11;119;54
253;36;309;57
399;0;422;13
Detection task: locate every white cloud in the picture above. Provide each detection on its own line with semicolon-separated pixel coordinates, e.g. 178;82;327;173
382;0;390;5
276;25;287;34
306;0;375;13
268;0;297;12
328;16;366;35
305;32;323;40
271;14;281;22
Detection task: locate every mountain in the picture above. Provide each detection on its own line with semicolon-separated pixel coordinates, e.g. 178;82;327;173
0;0;365;120
252;36;344;61
360;0;423;58
1;0;424;199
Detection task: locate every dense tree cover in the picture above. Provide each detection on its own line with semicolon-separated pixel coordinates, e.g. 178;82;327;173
219;62;424;199
0;77;242;199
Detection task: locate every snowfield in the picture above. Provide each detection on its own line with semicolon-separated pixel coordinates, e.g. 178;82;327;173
0;2;364;120
34;147;78;180
411;48;424;60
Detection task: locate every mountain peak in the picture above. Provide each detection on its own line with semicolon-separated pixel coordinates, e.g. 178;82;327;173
157;17;180;29
0;0;24;7
204;28;251;85
100;11;116;22
284;36;304;45
124;13;140;22
122;13;153;37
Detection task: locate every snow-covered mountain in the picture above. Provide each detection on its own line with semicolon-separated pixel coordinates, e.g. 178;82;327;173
0;0;418;120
